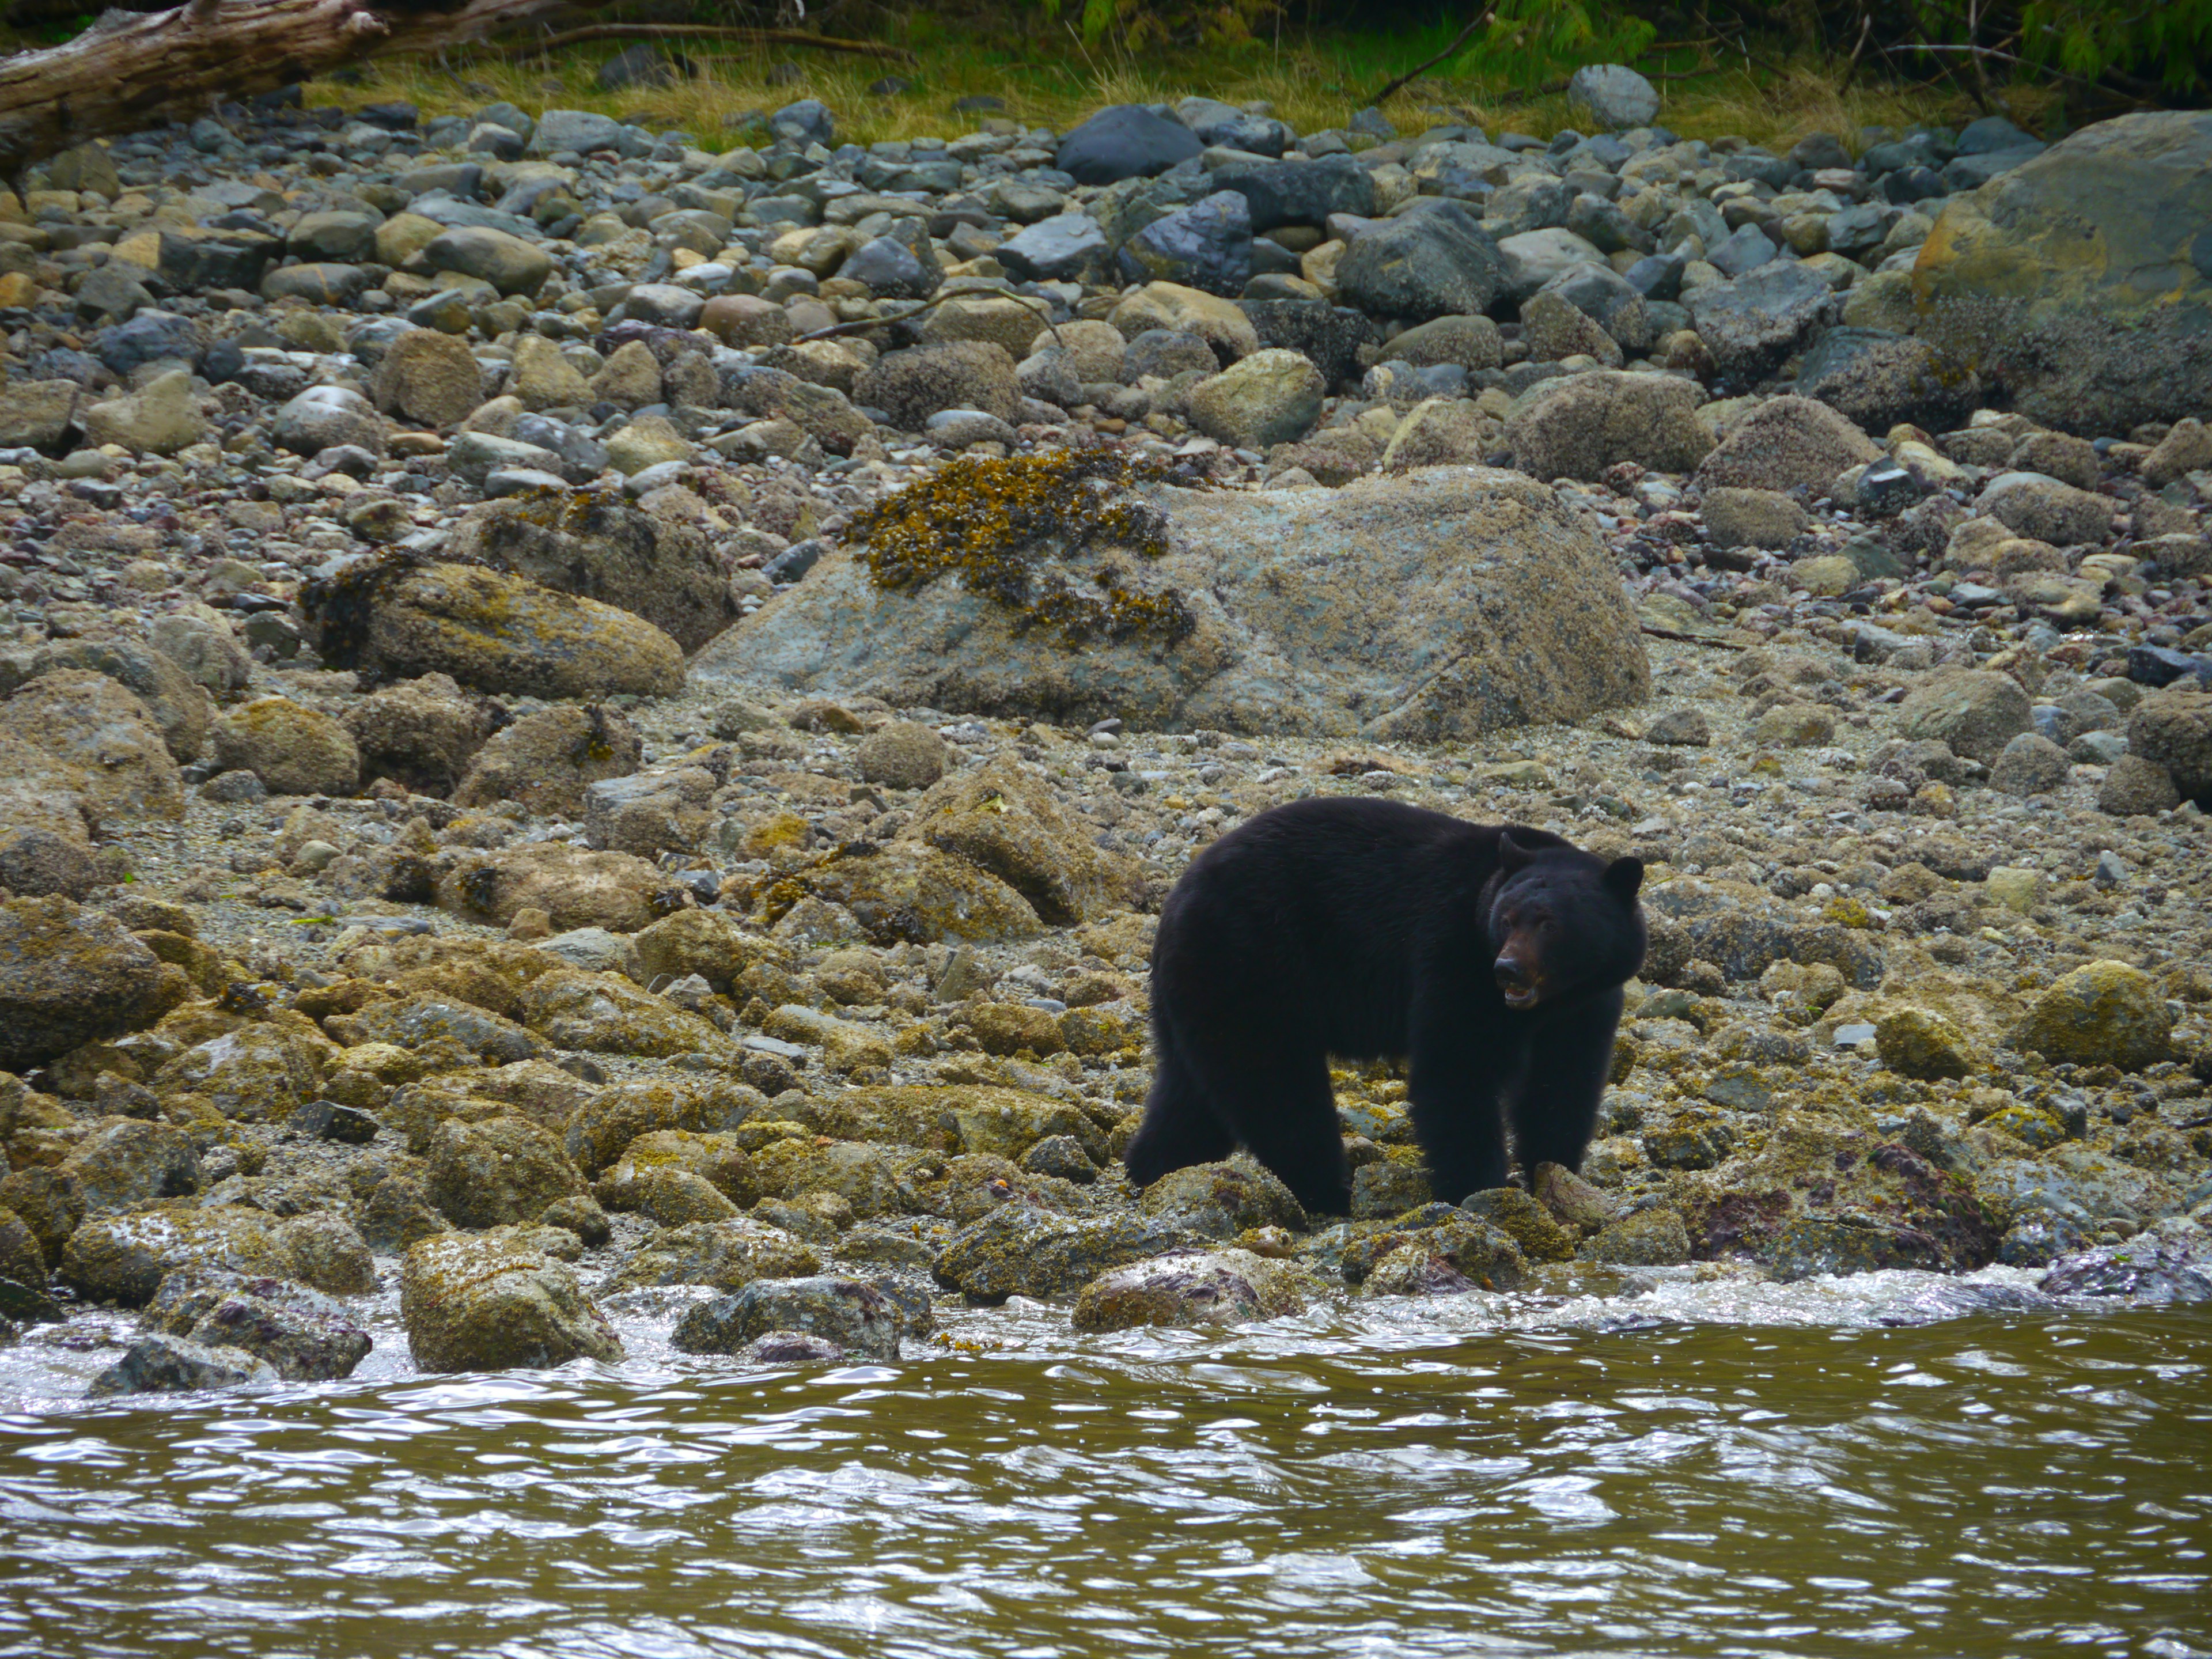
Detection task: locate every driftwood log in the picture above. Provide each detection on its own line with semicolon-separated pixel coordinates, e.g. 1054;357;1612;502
0;0;596;176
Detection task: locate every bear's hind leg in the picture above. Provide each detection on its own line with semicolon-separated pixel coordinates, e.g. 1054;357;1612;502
1123;1028;1236;1191
1185;1036;1350;1217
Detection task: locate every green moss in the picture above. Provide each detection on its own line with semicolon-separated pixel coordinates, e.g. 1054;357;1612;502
850;449;1199;645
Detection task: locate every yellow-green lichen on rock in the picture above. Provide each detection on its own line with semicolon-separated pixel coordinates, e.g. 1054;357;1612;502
400;1229;624;1372
305;555;684;700
2008;960;2174;1071
1876;1006;1977;1080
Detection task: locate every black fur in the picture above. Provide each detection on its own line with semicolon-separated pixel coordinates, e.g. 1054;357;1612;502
1125;797;1646;1214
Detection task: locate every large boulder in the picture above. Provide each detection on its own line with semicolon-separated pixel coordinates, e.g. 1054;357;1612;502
0;896;185;1071
0;669;183;820
1335;203;1508;321
671;1275;902;1360
1909;110;2212;433
1505;370;1713;481
26;636;210;762
446;495;739;653
305;558;684;699
1054;104;1202;185
1108;283;1260;362
2009;960;2175;1071
854;340;1020;429
344;673;494;795
1072;1247;1313;1331
692;467;1648;739
400;1230;623;1372
1675;1113;2001;1274
62;1203;373;1305
1214;154;1380;233
907;757;1143;926
435;844;677;933
211;696;361;796
1796;327;1979;433
1185;348;1324;449
1118;191;1252;296
2128;685;2212;804
426;1116;588;1228
1686;262;1837;387
1694;395;1883;495
1569;65;1660;130
453;703;641;817
370;328;486;427
1896;669;2034;764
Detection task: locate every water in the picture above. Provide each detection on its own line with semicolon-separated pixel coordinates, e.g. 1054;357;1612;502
3;1270;2208;1659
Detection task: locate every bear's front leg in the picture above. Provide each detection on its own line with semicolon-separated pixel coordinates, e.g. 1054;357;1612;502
1406;1014;1513;1205
1502;986;1624;1176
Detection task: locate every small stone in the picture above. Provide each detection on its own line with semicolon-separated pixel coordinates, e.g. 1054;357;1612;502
1460;1185;1576;1261
855;721;948;790
1876;1007;1976;1080
1578;1207;1690;1266
1645;707;1710;747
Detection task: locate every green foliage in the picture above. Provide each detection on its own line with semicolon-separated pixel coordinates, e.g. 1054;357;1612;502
1035;0;1277;48
2010;0;2212;95
1433;0;1657;89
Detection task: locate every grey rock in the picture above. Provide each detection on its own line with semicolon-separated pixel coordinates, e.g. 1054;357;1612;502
672;1274;900;1359
1797;327;1978;433
1686;261;1838;387
694;467;1649;740
1055;104;1203;186
529;109;623;156
273;386;382;456
88;1334;275;1397
1336;201;1508;321
2040;1229;2212;1303
1568;64;1660;131
995;214;1112;283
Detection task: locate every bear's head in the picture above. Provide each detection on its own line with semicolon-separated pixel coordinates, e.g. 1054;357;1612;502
1487;832;1646;1010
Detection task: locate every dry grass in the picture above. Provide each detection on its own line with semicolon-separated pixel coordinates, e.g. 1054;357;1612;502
327;28;2049;158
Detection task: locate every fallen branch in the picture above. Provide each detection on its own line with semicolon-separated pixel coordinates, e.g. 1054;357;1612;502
0;0;601;176
523;22;915;64
1639;623;1747;649
797;286;1066;354
1370;6;1495;107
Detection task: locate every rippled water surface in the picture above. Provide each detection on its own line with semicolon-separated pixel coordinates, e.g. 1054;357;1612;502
4;1274;2209;1659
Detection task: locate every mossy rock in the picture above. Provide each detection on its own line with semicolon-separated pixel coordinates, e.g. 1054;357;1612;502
933;1202;1198;1301
2010;960;2175;1072
1071;1247;1317;1331
400;1229;624;1372
1876;1006;1977;1080
425;1115;587;1229
608;1218;819;1293
1140;1156;1308;1238
62;1203;371;1306
308;558;683;700
0;896;190;1071
1460;1186;1577;1262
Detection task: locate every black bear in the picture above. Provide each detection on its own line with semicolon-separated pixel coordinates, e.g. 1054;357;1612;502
1124;797;1646;1215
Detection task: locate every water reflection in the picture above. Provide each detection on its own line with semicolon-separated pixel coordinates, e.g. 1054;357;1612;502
1;1278;2207;1659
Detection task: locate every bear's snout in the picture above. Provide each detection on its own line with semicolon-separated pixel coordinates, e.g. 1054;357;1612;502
1494;955;1540;1009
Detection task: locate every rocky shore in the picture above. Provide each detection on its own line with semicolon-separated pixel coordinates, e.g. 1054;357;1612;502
1;77;2209;1395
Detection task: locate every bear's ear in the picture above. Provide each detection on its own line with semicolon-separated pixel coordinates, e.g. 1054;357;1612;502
1604;857;1645;904
1498;832;1534;873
